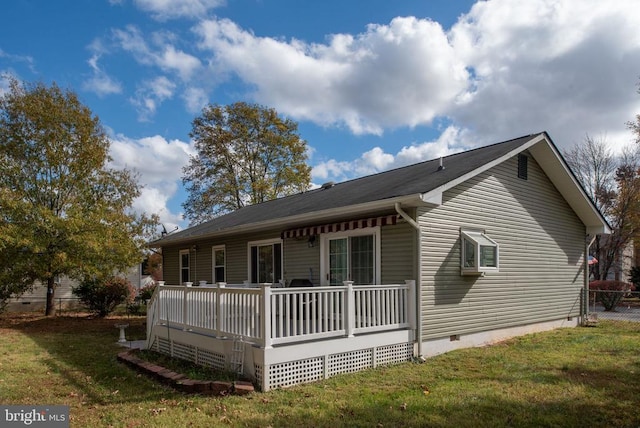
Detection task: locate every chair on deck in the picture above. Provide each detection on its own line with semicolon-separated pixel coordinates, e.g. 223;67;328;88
288;278;314;288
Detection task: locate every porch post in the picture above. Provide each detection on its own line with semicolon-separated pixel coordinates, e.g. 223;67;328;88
405;280;417;333
344;281;355;337
261;284;273;349
215;282;226;337
182;286;189;331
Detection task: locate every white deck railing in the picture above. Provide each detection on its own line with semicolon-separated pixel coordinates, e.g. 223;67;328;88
148;280;415;348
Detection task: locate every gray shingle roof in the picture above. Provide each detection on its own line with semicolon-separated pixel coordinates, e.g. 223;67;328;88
154;133;543;245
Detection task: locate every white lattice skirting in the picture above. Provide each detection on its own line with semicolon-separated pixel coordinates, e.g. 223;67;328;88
263;343;413;390
151;337;227;372
148;335;413;391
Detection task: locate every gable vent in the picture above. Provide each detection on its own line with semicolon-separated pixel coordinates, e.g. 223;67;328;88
321;181;335;190
517;154;528;180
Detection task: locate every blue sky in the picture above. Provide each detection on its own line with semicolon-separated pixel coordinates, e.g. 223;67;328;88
2;0;640;230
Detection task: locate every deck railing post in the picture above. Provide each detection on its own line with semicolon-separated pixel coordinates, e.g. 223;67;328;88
182;286;189;331
215;282;226;337
405;280;416;331
344;281;355;337
261;284;273;349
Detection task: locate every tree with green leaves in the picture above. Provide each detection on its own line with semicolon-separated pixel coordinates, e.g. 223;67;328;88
182;102;312;225
0;78;156;315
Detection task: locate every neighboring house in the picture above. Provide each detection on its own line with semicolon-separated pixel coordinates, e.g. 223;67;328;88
5;263;153;312
5;277;77;313
146;132;610;391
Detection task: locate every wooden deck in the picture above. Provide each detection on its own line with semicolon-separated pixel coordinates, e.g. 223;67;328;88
146;281;416;390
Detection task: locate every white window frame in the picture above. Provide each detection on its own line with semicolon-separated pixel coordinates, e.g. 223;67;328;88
247;238;283;284
212;245;226;284
460;229;499;275
320;227;381;285
179;249;190;284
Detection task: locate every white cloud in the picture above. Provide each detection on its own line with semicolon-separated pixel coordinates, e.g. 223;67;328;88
0;48;35;74
448;0;640;147
0;72;13;96
113;26;202;79
109;134;195;229
312;126;469;182
109;134;195;184
82;54;122;96
195;16;469;135
130;76;176;121
159;45;202;80
133;0;225;21
94;0;640;195
191;1;640;150
110;25;204;119
132;187;184;231
113;25;152;60
182;86;208;113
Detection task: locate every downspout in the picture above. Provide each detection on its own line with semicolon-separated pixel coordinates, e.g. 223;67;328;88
584;235;597;325
395;203;422;358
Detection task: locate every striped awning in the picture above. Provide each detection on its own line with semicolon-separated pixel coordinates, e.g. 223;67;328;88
281;214;398;239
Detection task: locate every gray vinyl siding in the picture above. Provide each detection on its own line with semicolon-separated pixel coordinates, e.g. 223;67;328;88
419;153;585;340
161;222;414;287
194;245;211;283
224;239;248;284
161;230;284;285
161;246;181;285
381;219;417;284
283;238;320;285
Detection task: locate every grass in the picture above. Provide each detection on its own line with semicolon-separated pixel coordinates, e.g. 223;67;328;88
1;313;639;427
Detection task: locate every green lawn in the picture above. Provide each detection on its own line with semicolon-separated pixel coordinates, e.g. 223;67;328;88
1;313;639;427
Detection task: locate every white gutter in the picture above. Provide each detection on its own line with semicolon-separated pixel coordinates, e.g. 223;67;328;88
394;203;420;231
152;193;436;247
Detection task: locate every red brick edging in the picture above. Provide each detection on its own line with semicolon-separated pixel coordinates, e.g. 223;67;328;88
117;350;254;396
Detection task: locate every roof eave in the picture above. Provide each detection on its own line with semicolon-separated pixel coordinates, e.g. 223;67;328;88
150;193;432;247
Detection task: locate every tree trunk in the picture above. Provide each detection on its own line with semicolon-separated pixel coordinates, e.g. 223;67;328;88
45;276;56;316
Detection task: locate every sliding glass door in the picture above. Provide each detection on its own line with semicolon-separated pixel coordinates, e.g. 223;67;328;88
326;234;375;285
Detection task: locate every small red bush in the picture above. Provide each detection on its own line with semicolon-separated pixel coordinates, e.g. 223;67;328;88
589;280;635;311
589;280;634;292
137;283;157;301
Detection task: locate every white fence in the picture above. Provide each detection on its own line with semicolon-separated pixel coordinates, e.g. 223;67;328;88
147;280;415;349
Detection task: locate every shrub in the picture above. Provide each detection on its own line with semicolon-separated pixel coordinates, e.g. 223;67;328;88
126;283;158;315
137;283;157;301
73;276;135;317
589;280;635;311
